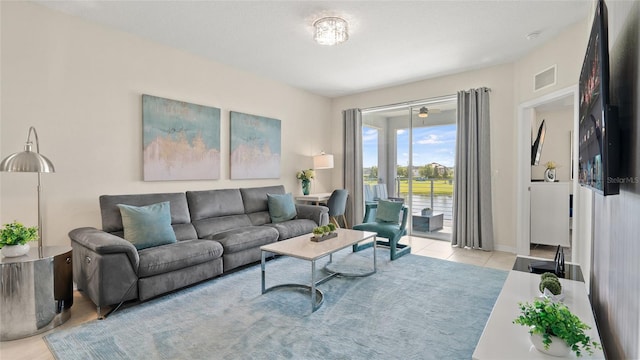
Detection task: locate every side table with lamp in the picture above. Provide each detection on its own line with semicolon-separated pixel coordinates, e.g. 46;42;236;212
295;151;335;205
0;126;73;341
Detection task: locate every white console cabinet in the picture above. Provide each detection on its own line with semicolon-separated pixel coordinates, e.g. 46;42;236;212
530;182;570;247
473;259;604;359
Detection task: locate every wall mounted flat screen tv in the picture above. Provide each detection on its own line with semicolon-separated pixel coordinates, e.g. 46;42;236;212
578;0;619;195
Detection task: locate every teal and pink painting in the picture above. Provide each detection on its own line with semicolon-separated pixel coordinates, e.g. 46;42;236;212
230;111;281;179
142;95;220;181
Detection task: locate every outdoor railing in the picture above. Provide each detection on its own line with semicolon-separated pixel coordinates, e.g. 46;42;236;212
365;177;454;222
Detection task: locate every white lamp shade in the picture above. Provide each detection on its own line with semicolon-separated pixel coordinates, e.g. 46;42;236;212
313;153;334;169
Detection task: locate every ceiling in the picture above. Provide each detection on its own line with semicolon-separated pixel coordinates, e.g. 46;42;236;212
33;1;591;98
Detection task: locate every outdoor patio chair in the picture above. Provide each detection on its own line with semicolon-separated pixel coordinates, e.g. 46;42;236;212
363;183;403;206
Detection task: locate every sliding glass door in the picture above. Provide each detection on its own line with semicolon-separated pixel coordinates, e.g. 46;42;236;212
362;96;456;241
405;103;456;241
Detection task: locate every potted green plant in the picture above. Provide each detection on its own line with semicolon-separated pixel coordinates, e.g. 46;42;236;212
310;225;337;242
513;298;601;357
0;221;38;257
539;272;562;296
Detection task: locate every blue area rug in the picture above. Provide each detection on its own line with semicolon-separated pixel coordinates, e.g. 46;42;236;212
45;249;507;360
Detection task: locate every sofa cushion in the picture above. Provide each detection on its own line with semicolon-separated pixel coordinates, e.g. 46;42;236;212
192;214;253;239
207;226;278;254
117;202;177;250
267;193;297;223
100;192;196;241
138;239;224;278
352;222;406;240
267;219;317;240
247;211;272;226
240;186;285;214
186;189;245;220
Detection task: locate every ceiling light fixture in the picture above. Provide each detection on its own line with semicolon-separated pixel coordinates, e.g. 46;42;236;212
526;31;541;40
313;17;349;46
418;107;429;118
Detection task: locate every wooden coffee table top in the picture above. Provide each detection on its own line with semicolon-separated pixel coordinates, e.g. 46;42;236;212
261;228;376;261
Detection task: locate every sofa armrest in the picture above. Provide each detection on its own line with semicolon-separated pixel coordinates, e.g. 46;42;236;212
295;204;329;226
69;227;139;269
69;227;140;308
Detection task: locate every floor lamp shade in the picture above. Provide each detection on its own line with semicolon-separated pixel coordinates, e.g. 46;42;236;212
0;144;55;173
0;126;55;254
313;152;334;170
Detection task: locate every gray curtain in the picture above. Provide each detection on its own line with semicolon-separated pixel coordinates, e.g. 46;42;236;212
452;88;494;250
343;109;364;228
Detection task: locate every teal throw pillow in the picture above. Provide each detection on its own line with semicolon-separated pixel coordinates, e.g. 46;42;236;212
267;193;297;223
375;200;403;224
117;201;177;250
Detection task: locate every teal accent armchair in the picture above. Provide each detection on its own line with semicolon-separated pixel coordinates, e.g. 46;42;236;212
352;203;411;260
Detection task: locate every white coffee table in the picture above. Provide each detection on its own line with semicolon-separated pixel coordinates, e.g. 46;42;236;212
260;228;377;312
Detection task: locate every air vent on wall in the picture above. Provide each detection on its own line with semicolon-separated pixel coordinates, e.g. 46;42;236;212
534;65;557;92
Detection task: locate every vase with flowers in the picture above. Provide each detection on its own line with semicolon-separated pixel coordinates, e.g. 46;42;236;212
296;169;315;195
544;161;557;182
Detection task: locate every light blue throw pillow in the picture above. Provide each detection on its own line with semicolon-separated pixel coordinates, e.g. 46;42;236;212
375;200;403;224
117;201;177;250
267;193;297;223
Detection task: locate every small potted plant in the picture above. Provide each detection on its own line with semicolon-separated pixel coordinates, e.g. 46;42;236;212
310;224;337;242
0;221;38;257
539;272;563;300
312;227;324;237
513;298;601;357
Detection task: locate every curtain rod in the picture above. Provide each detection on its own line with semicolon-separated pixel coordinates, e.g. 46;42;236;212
361;94;457;114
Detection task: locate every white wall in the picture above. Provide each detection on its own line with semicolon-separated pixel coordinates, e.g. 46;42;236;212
0;2;332;246
513;19;590;104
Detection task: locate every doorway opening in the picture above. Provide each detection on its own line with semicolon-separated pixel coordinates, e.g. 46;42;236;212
516;86;579;262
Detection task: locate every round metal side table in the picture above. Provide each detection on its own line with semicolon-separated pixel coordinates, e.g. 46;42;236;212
0;246;73;341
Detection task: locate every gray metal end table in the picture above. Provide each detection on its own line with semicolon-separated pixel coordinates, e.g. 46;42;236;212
0;246;73;341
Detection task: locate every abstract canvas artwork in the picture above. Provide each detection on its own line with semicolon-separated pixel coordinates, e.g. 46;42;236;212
143;95;221;181
230;111;281;179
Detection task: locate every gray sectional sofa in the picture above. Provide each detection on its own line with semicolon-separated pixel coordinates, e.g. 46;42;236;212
69;185;328;317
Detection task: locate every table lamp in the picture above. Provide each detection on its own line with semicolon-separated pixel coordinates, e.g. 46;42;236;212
313;151;334;170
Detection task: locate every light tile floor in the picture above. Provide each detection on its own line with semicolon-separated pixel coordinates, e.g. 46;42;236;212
403;235;519;270
0;235;560;360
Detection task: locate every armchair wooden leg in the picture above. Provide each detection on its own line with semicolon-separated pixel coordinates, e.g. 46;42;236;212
330;216;340;228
